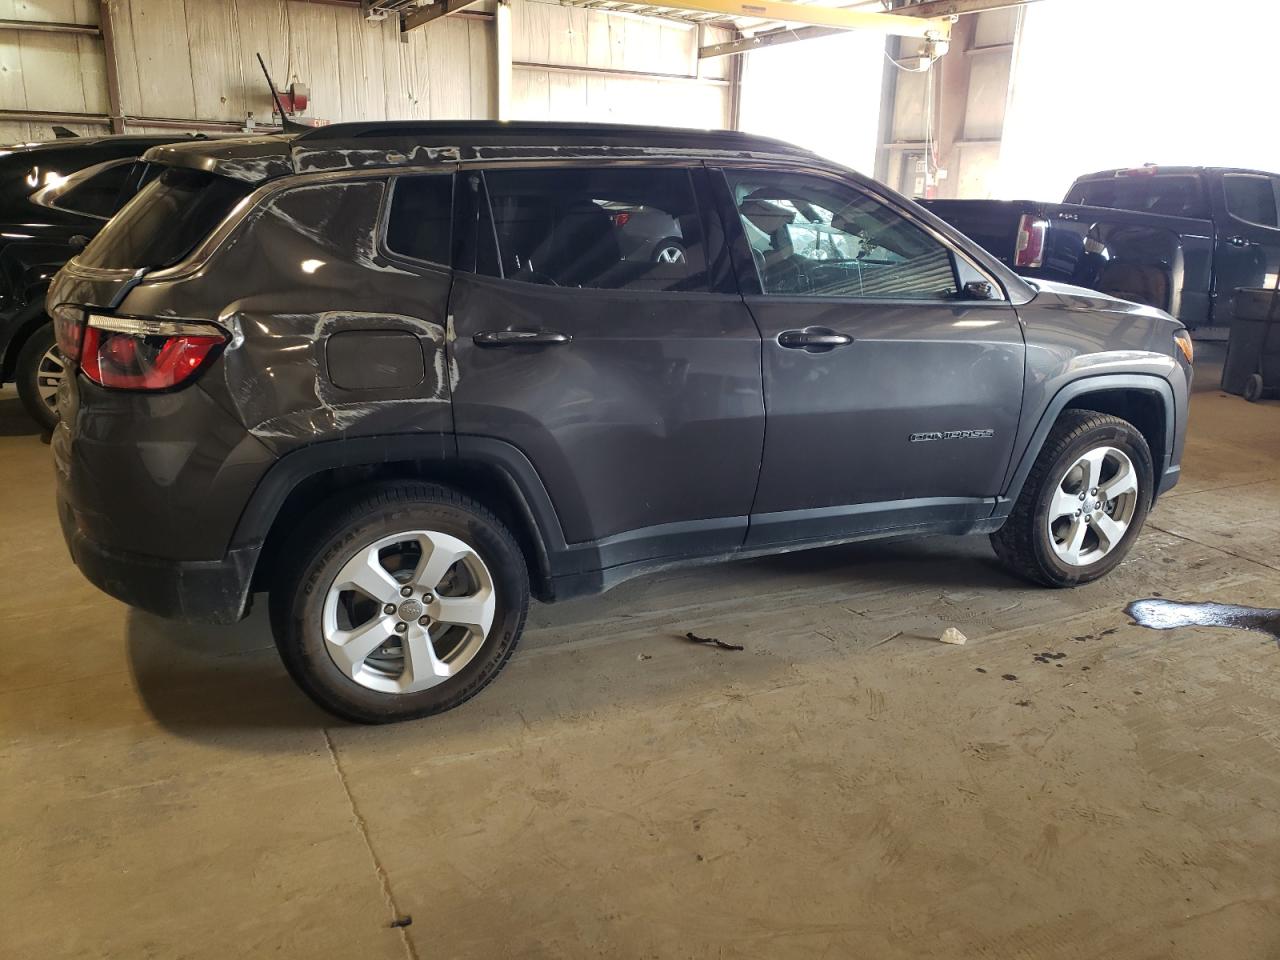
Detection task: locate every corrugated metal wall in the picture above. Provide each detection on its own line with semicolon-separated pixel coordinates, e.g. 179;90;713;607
0;0;732;144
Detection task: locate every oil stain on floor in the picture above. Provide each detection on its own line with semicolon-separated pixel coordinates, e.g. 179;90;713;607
1126;598;1280;645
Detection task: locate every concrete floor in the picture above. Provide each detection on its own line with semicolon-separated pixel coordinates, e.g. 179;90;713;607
4;345;1279;959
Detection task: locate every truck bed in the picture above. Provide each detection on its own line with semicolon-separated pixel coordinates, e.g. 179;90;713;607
923;199;1214;328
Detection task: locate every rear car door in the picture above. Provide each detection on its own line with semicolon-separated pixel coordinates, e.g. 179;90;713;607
446;162;764;570
1214;172;1280;322
712;165;1025;547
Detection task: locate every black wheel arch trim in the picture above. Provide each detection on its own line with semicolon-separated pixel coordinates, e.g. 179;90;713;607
997;373;1176;514
0;299;51;382
227;432;565;599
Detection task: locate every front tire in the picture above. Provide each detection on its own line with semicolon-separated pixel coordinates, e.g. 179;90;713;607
269;482;529;723
992;410;1153;587
15;323;63;432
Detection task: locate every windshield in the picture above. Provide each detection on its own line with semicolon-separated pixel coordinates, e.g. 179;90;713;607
77;166;251;270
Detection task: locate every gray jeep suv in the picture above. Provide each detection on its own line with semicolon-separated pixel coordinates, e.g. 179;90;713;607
47;122;1192;723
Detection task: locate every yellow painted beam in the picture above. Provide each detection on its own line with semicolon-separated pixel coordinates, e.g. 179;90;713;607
647;0;951;39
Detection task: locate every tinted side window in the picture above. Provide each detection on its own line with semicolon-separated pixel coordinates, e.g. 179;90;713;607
386;174;453;264
1068;176;1207;218
478;167;708;292
51;162;134;218
725;170;958;299
77;167;252;270
1224;174;1279;228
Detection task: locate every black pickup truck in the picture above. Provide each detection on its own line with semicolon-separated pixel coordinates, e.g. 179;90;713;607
924;167;1280;337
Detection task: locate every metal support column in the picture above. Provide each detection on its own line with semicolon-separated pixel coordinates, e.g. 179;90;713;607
495;0;512;121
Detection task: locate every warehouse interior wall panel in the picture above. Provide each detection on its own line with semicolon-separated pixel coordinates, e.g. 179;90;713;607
1;0;731;136
0;0;105;118
509;0;730;129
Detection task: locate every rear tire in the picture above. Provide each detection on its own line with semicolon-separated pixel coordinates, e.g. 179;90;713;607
269;482;529;723
15;323;62;432
1243;373;1264;403
992;410;1153;587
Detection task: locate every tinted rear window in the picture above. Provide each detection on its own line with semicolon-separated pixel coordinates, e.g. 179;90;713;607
477;166;709;292
49;162;135;218
1066;175;1208;218
385;174;453;264
1223;174;1280;227
77;166;251;270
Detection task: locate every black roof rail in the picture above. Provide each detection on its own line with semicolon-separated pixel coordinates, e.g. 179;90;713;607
293;119;812;156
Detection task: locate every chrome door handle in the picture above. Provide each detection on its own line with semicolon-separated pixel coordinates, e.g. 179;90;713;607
473;329;572;347
777;328;853;351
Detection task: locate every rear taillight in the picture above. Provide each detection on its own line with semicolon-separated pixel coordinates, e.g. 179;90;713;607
52;303;86;364
80;315;226;390
1013;215;1048;269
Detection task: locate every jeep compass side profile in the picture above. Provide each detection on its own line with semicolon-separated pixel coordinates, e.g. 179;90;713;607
48;122;1192;723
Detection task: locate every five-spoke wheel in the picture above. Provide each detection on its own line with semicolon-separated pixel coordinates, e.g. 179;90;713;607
271;483;529;723
322;530;496;694
992;410;1153;587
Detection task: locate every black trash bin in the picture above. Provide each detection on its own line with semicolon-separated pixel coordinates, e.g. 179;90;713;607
1221;287;1280;401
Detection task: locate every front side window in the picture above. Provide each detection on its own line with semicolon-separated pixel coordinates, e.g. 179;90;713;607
477;166;708;292
385;174;453;264
1224;174;1280;228
725;170;958;299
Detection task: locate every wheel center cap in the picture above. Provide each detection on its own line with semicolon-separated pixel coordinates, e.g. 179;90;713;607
397;598;425;621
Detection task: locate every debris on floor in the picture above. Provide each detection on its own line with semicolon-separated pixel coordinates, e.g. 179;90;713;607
637;652;653;661
1033;651;1068;663
867;630;903;649
389;916;413;929
683;631;744;651
938;627;968;645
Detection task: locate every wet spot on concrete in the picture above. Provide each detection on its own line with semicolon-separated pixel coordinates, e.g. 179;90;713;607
1126;598;1280;646
1033;652;1068;663
1001;674;1018;681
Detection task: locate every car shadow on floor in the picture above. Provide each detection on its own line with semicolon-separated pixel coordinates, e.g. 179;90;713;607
124;535;1021;743
125;603;335;744
0;395;42;437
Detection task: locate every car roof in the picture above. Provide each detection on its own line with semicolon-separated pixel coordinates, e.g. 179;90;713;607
0;134;199;155
142;120;823;184
1072;165;1279;181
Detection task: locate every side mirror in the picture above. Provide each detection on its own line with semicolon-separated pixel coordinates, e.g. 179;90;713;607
962;280;994;300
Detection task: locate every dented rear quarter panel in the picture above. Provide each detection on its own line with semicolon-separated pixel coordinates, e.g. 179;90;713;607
116;176;455;455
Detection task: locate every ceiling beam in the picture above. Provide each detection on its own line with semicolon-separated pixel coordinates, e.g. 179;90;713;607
893;0;1036;17
402;0;486;31
700;25;839;58
699;0;1036;58
650;0;951;39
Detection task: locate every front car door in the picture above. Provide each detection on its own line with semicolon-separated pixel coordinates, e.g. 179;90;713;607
1214;171;1280;324
447;161;765;576
711;164;1026;548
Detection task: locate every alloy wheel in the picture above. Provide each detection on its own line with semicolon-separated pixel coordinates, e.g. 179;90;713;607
1046;445;1140;566
321;530;496;695
36;346;65;412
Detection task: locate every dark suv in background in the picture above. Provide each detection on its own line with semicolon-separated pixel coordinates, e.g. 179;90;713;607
48;122;1192;723
0;135;202;429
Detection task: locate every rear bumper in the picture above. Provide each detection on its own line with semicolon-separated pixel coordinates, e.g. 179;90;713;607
58;492;257;625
